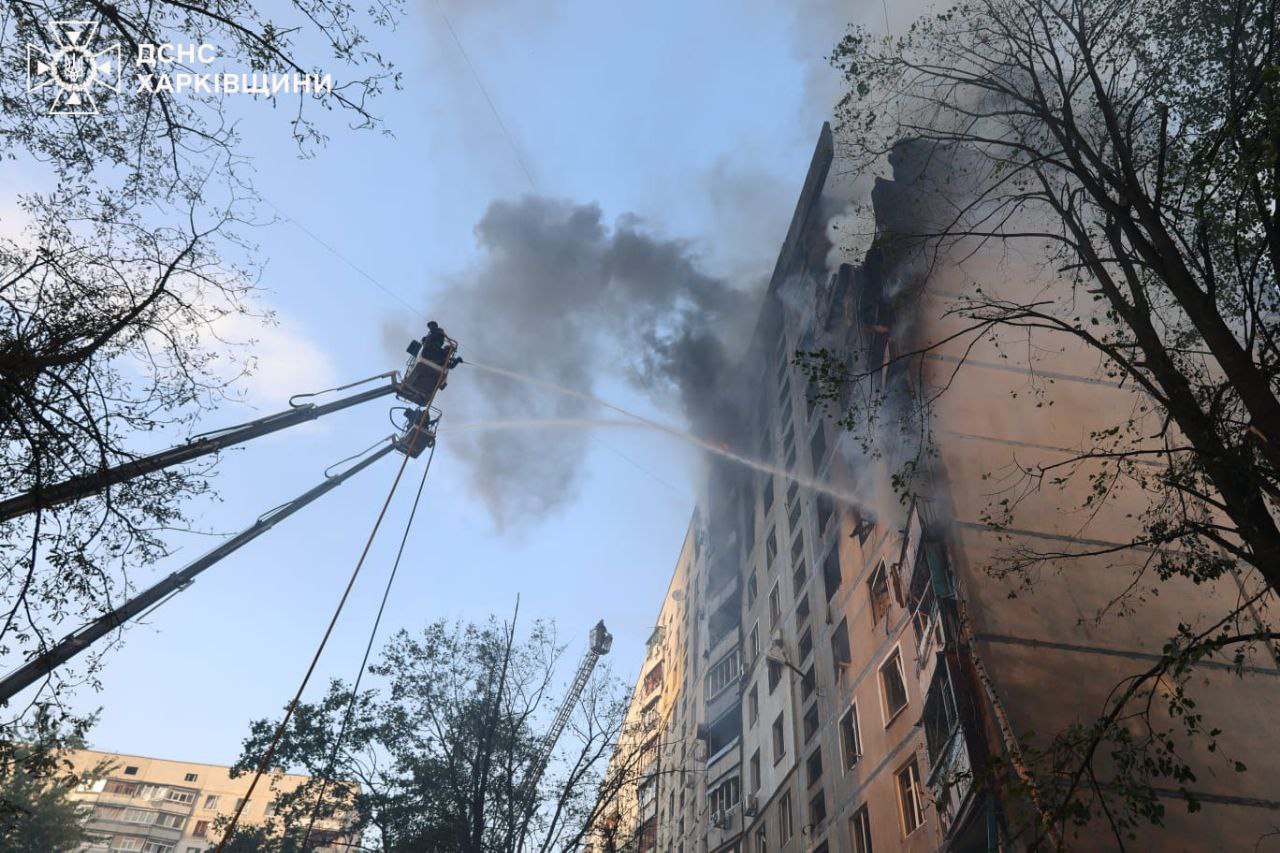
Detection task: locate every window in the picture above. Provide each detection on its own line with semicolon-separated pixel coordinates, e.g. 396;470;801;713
202;795;218;810
810;425;827;471
779;376;791;408
766;529;778;569
778;790;794;840
748;684;760;726
822;547;841;601
193;821;209;838
155;813;185;829
809;789;827;823
643;661;664;696
798;627;813;661
188;848;204;853
923;666;960;764
142;844;175;853
816;492;834;534
747;572;758;605
235;798;249;811
800;663;816;701
788;499;802;536
763;478;774;513
896;759;925;834
106;780;139;796
867;562;891;624
803;703;819;743
749;623;761;660
707;704;741;756
879;648;909;722
111;839;143;852
750;750;761;792
166;789;196;805
851;509;876;544
795;592;811;625
706;649;741;697
709;775;740;813
831;617;851;680
768;584;781;628
755;823;768;853
786;480;799;508
850;806;873;853
123;766;139;776
792;555;807;596
767;658;782;693
772;713;786;764
840;703;863;770
806;748;823;786
122;807;152;824
183;772;198;782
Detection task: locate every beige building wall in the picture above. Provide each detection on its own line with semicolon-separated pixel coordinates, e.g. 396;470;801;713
64;748;354;853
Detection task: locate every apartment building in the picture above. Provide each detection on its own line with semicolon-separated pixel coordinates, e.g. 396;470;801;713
591;122;1280;852
64;748;354;852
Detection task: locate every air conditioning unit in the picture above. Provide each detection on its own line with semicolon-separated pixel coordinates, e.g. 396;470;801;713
743;795;759;817
710;808;725;828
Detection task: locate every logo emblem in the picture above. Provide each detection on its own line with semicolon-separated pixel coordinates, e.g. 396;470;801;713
27;20;121;115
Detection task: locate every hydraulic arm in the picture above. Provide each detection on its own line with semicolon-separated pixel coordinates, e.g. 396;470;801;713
0;438;398;705
0;380;398;525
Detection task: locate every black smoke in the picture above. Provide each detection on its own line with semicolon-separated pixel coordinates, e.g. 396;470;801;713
419;196;757;527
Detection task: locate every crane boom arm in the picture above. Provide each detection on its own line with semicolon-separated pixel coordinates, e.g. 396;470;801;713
0;439;397;705
0;381;398;524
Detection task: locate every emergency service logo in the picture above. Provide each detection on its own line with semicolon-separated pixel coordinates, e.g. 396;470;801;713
26;19;121;115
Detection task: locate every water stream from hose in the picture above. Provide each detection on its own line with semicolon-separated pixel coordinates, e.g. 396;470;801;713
461;361;865;507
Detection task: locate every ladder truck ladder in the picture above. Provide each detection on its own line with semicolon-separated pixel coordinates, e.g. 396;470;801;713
518;620;612;834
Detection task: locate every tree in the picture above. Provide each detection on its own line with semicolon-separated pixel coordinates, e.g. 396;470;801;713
0;0;403;712
813;0;1280;846
0;707;102;853
227;616;635;853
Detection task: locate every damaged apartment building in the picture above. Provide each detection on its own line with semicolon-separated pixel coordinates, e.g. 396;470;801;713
587;125;1280;852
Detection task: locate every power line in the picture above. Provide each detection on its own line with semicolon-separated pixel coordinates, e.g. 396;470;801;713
434;0;539;193
259;195;428;322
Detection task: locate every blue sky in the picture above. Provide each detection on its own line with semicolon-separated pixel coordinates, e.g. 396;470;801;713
14;0;895;764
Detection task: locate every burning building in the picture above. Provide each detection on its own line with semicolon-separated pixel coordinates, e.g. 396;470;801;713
588;123;1280;853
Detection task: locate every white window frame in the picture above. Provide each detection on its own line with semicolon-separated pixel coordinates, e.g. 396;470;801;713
839;701;862;770
849;805;873;853
878;644;909;725
896;759;926;836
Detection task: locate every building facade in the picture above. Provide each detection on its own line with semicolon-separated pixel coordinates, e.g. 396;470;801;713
590;123;1280;853
65;748;353;853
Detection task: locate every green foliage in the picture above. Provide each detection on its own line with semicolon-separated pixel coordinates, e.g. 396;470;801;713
230;617;628;853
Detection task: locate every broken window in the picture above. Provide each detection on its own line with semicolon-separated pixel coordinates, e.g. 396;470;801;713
867;561;891;624
768;658;783;693
809;789;827;824
896;759;925;834
707;703;741;757
850;806;873;853
851;509;875;544
803;703;819;743
806;748;823;787
816;492;834;534
923;665;960;765
792;559;807;597
880;649;909;722
643;661;663;696
839;703;862;770
831;617;851;679
822;547;841;601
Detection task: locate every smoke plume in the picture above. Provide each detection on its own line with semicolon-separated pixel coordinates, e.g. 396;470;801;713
420;196;756;527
